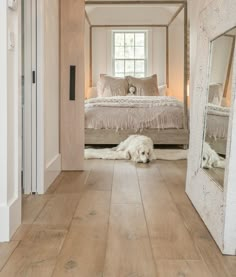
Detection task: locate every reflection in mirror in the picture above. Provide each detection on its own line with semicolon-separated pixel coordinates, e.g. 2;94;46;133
202;27;236;187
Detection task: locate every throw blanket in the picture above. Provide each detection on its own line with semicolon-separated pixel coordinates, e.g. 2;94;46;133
206;104;230;139
85;96;184;108
207;103;230;117
85;96;184;131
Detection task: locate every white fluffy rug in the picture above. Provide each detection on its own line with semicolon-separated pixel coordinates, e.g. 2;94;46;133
85;148;188;161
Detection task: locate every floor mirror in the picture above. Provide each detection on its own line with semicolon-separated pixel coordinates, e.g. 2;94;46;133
186;0;236;255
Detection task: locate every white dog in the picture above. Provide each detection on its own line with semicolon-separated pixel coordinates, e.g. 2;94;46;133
115;135;154;163
202;142;225;169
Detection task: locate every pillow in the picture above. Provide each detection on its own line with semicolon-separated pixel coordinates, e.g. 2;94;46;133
158;84;167;96
97;75;128;97
208;83;223;106
126;74;159;96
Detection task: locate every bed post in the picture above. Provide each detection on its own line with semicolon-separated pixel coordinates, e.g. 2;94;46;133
90;26;93;87
183;1;189;148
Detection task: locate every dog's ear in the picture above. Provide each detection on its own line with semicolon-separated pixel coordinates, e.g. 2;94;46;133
131;146;141;162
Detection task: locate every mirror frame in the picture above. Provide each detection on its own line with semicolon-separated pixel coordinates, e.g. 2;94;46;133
186;0;236;255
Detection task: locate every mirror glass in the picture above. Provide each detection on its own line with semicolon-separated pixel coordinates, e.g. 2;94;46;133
202;27;236;187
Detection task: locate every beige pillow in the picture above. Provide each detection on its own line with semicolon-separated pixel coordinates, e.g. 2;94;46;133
126;74;159;96
208;83;223;106
97;75;128;97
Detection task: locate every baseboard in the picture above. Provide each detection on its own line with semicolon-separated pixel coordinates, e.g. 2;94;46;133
0;196;21;242
43;153;61;194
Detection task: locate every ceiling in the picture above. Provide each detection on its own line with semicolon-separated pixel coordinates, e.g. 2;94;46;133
85;2;185;26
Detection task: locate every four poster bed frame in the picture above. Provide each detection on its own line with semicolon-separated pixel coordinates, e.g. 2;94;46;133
84;0;189;146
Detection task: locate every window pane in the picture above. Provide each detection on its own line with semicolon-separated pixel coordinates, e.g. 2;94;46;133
114;33;124;46
135;73;145;78
115;60;124;73
125;33;135;46
135;47;145;58
135;60;145;73
125;47;134;58
135;33;145;46
125;60;134;73
126;73;135;77
115;73;125;78
115;47;124;58
113;32;147;77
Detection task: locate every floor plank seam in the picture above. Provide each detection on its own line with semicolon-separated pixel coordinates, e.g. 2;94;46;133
156;164;201;254
155;163;217;276
135;164;159;276
102;160;116;275
0;241;20;273
49;168;92;277
30;196;53;225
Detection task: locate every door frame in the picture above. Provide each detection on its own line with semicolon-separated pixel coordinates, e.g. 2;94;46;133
23;0;44;194
23;0;37;194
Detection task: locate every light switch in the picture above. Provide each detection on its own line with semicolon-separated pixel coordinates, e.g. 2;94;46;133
8;0;18;10
8;31;15;50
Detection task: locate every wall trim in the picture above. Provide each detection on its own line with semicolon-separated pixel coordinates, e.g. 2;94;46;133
0;197;21;242
43;153;61;194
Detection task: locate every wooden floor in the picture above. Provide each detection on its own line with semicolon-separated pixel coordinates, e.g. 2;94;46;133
0;160;236;277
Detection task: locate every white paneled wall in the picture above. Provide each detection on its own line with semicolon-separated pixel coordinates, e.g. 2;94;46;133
0;1;21;241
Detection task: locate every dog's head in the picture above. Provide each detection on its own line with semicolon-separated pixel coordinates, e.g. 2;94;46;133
132;143;153;164
202;152;212;169
202;142;217;169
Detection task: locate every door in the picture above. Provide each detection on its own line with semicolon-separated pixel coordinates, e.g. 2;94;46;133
22;0;37;194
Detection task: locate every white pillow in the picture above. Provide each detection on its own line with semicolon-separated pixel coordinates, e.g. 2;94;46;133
208;83;223;106
158;84;167;96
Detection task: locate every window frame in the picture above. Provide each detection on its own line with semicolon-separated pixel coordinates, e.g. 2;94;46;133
112;30;148;77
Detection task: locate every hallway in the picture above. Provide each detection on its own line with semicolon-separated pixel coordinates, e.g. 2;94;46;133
0;160;235;276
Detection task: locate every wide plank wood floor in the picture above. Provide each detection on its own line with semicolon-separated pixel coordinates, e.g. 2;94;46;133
0;159;236;277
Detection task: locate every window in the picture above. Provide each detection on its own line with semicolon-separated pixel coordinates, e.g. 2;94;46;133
113;31;147;78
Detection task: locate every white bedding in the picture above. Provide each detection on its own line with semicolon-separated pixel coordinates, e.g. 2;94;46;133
85;96;184;131
206;104;230;139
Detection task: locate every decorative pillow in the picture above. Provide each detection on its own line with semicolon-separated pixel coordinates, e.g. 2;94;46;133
208;83;223;106
97;75;128;97
126;74;159;96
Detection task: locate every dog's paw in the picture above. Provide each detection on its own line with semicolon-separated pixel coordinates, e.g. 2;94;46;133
213;160;225;169
125;151;131;160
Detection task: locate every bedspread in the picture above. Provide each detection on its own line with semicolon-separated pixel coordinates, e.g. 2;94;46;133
85;96;184;131
206;104;230;139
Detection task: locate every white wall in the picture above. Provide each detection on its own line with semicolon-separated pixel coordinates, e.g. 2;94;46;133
42;0;61;192
85;20;90;97
0;1;22;241
210;36;233;85
169;10;184;101
90;27;167;87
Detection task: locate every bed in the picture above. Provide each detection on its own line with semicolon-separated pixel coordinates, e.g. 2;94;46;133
85;75;189;146
206;103;230;155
